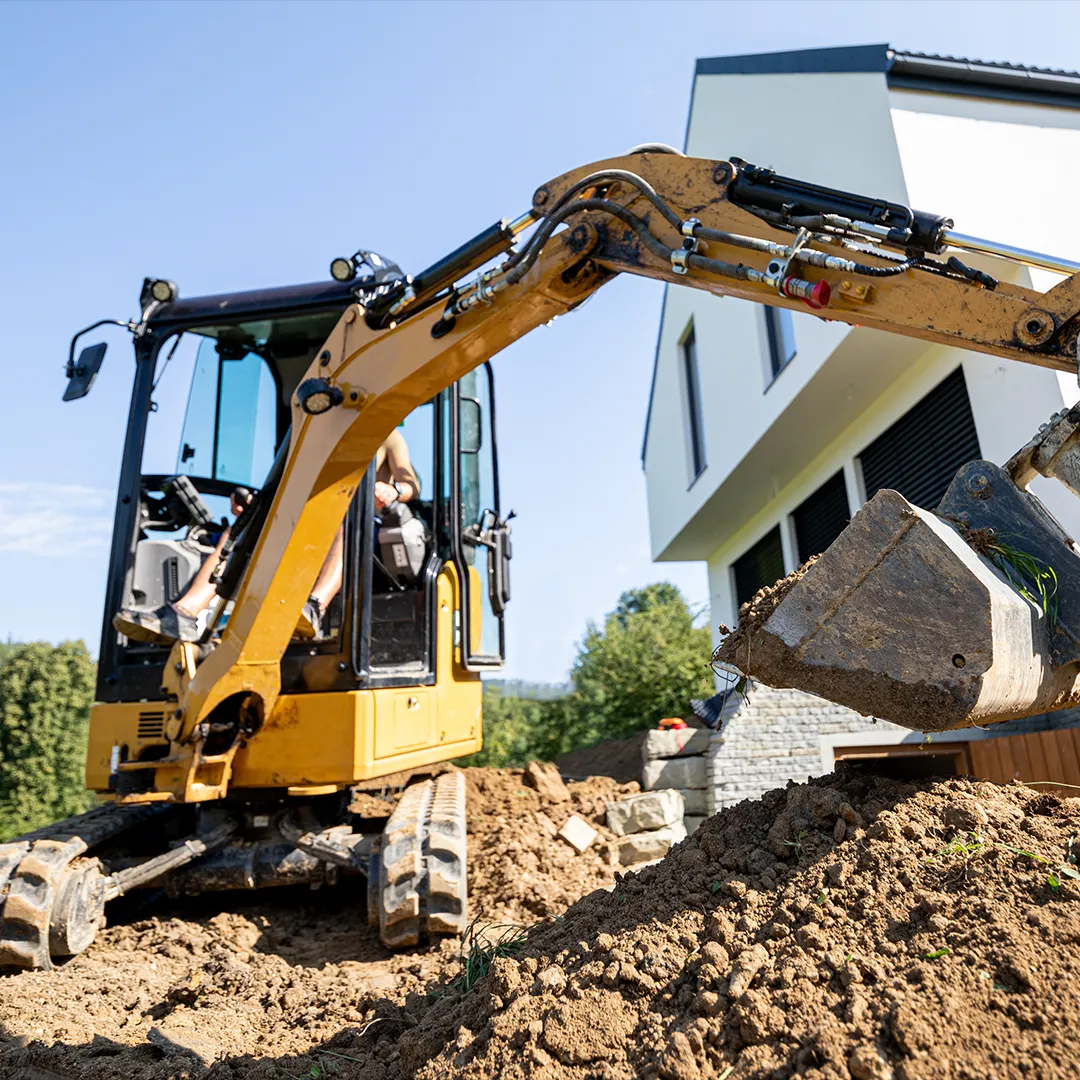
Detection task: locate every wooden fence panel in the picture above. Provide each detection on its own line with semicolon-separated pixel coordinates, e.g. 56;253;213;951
968;728;1080;796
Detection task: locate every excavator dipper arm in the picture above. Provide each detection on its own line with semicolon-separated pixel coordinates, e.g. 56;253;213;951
138;150;1080;801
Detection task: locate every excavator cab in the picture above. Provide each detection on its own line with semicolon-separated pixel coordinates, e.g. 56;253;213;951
85;276;509;728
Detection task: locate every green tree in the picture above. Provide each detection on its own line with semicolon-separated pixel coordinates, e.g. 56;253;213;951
0;641;96;839
464;584;715;767
561;583;714;749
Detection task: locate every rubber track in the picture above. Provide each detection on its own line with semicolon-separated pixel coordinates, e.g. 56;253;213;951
425;771;468;936
378;772;468;948
0;803;172;970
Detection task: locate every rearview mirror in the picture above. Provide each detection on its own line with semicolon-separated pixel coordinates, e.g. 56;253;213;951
63;342;107;401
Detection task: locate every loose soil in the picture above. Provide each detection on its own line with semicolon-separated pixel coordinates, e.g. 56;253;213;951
5;767;1080;1080
0;768;635;1079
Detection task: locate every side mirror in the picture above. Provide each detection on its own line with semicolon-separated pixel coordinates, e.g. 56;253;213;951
475;509;513;616
63;342;107;401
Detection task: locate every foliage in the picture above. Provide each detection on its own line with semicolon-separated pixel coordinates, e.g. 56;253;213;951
464;583;714;767
0;641;96;840
559;583;715;748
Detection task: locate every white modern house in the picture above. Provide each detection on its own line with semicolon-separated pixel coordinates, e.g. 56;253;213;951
642;45;1080;805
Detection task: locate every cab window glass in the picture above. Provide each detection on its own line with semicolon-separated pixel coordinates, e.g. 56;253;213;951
176;337;277;488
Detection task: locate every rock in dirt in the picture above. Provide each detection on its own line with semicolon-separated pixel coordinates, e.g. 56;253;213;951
557;814;598;853
523;760;570;802
606;789;685;835
642;756;706;790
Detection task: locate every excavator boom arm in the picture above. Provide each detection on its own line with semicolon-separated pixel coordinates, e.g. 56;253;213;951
150;150;1080;801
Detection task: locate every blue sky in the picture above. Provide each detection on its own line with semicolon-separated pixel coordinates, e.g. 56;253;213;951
3;0;1080;683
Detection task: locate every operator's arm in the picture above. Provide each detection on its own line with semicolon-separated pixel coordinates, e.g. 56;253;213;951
157;149;1080;804
377;428;420;504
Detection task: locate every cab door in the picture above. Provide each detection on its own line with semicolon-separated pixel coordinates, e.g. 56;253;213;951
450;363;509;669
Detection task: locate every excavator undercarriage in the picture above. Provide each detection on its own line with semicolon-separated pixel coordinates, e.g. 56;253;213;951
0;771;466;969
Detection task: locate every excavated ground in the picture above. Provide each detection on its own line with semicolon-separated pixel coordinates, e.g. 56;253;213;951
4;766;1080;1079
0;768;635;1079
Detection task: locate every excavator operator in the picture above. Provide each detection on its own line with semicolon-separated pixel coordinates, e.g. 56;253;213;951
113;428;420;645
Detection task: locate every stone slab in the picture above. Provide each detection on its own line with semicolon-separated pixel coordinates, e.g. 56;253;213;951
642;756;706;791
642;728;711;760
684;815;707;834
605;789;685;836
678;788;708;815
557;813;598;853
618;821;687;866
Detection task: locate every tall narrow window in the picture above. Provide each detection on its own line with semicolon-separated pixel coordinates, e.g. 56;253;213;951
682;327;706;481
765;306;796;378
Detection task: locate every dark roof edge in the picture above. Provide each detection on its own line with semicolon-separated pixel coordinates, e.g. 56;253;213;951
694;44;1080;109
695;44;889;77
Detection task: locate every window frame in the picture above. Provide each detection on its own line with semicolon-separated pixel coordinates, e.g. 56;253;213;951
680;323;707;486
764;305;797;382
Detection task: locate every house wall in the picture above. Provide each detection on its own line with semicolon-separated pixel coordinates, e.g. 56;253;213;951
645;67;1080;634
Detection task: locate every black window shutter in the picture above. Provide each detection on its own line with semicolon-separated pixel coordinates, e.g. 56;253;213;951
858;367;981;510
733;526;785;610
792;470;850;564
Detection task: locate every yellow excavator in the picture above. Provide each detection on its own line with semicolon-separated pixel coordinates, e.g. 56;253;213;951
8;146;1080;970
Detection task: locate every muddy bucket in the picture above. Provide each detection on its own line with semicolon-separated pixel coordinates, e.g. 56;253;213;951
715;466;1080;732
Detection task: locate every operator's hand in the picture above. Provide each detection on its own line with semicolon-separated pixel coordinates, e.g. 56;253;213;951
374;481;399;510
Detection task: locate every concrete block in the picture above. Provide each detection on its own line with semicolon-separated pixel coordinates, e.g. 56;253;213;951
642;728;711;760
557;814;598;853
684;815;707;834
642;756;706;790
679;788;708;815
605;789;685;835
618;821;687;866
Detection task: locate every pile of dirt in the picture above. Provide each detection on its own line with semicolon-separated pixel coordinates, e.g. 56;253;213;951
556;732;648;784
464;768;639;924
0;767;636;1078
9;766;1080;1079
368;769;1080;1080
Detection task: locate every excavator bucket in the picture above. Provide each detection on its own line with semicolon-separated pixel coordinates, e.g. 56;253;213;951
715;408;1080;732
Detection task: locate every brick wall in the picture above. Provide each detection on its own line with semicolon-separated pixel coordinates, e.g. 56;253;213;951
705;683;1080;812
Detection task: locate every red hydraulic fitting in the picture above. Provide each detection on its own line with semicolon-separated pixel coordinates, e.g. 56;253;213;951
782;276;831;310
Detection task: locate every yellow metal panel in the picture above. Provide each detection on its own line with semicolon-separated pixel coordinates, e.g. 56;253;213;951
375;690;433;758
231;690;371;788
85;702;172;792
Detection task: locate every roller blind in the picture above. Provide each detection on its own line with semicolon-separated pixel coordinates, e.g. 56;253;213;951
792;470;850;564
858;367;981;511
